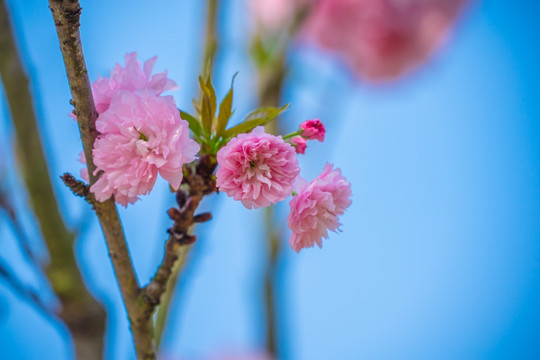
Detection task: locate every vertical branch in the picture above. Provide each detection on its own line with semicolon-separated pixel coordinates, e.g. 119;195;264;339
154;0;220;351
260;93;285;359
202;0;218;79
0;2;106;359
256;32;287;360
263;204;282;357
48;1;154;359
255;7;311;355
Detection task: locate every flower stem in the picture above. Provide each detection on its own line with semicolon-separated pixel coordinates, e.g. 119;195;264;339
282;130;303;140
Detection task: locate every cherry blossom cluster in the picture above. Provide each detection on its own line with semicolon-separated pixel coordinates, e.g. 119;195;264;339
80;53;352;252
80;53;199;206
216;121;351;252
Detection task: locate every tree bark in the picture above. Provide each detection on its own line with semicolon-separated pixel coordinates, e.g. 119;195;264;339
47;0;154;358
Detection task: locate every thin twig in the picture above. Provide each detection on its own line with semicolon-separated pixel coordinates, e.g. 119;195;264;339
0;259;56;322
141;156;216;313
60;172;96;206
0;186;42;268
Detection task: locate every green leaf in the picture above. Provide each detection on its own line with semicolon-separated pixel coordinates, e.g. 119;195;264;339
192;98;201;116
244;104;289;122
216;73;238;137
180;110;203;137
205;76;217;121
198;76;216;135
222;104;289;139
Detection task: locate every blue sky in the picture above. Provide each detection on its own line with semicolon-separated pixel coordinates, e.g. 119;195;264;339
1;0;540;359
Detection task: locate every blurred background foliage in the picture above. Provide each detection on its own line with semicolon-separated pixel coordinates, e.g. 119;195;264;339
1;0;540;359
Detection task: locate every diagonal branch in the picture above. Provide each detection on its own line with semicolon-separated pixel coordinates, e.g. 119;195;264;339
49;3;220;359
48;0;150;358
141;156;216;320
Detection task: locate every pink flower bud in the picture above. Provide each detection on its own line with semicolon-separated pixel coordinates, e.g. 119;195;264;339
300;119;325;142
290;136;307;154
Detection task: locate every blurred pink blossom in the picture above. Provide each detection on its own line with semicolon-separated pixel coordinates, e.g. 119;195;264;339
300;118;325;141
216;126;300;209
288;163;352;252
302;0;467;81
291;136;307;154
90;90;199;206
249;0;296;28
92;52;177;113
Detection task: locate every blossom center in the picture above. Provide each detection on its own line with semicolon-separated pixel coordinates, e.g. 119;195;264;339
138;130;148;141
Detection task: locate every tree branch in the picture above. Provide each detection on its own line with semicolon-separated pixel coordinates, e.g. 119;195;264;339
0;259;55;320
50;2;220;358
202;0;218;79
0;1;106;358
154;1;221;350
60;172;97;206
48;1;152;358
141;156;216;318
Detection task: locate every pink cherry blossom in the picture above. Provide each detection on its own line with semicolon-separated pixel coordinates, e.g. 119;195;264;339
288;163;352;252
290;136;307;154
90;90;199;206
216;126;300;209
92;52;177;114
300;119;325;142
302;0;467;81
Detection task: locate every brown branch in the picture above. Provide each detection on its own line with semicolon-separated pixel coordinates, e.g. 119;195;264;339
60;172;96;205
50;2;220;358
0;1;106;359
154;1;221;350
48;1;154;358
141;156;216;318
